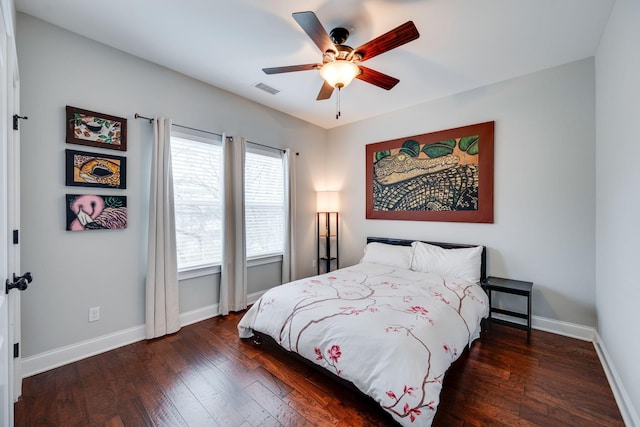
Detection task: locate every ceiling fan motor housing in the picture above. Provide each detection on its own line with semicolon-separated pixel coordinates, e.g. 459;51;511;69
330;27;349;44
323;44;357;63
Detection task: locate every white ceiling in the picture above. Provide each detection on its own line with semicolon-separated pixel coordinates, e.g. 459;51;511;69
15;0;614;129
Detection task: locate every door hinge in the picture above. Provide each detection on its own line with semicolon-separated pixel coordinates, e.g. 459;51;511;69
13;229;18;244
13;343;19;358
13;114;28;131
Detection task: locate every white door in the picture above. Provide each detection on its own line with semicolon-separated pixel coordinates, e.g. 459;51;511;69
1;1;23;424
0;4;12;424
6;14;22;410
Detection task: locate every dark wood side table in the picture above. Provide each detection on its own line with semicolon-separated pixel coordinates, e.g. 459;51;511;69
481;276;533;343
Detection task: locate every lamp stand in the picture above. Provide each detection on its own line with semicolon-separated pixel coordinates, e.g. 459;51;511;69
317;212;339;275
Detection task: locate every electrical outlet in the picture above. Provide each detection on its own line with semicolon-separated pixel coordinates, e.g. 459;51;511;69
88;306;100;322
312;259;317;268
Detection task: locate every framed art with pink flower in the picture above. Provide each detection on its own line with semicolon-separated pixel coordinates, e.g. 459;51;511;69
66;194;127;231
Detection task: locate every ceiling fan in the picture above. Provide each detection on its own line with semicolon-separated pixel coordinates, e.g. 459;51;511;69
263;11;420;103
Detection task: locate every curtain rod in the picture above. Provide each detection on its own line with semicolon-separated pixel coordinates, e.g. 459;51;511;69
134;113;223;138
135;113;297;156
247;140;286;154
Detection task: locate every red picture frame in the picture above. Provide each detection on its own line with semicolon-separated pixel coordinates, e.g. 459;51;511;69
365;121;494;223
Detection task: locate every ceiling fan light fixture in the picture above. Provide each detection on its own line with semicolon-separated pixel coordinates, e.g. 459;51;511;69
320;61;360;88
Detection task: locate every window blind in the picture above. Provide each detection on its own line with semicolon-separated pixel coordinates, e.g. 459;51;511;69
244;147;285;258
171;133;223;271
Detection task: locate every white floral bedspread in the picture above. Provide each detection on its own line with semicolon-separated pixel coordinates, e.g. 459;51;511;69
238;262;489;426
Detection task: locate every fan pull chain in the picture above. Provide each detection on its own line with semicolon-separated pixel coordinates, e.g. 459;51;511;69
336;86;341;120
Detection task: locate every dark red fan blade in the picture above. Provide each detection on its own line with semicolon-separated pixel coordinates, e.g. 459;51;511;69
263;64;322;74
316;81;335;100
356;66;400;90
352;21;419;62
293;11;337;54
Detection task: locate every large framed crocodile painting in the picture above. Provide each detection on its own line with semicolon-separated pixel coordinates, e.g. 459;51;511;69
366;121;494;223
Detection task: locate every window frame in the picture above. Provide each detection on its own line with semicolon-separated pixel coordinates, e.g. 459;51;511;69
244;142;287;262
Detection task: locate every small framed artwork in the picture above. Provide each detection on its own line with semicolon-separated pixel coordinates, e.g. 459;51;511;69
366;121;494;223
66;194;127;231
65;149;127;189
66;106;127;151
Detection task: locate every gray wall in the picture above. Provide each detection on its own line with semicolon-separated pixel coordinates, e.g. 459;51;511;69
17;13;327;358
327;58;597;327
596;0;640;421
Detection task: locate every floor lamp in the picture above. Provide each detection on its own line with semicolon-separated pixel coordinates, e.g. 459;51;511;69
316;191;339;275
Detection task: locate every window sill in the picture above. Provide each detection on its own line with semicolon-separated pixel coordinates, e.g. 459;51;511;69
177;254;283;281
178;264;221;281
247;254;283;267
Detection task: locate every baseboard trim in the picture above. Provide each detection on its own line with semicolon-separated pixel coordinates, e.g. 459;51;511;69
531;315;595;341
179;303;220;327
594;332;640;427
531;316;637;425
18;310;596;378
247;289;267;305
21;324;146;378
20;292;273;379
22;303;222;378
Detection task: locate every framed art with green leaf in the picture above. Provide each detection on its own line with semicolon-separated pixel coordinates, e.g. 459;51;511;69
365;121;494;223
66;106;127;151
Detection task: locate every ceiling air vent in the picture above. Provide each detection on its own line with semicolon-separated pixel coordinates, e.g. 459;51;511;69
254;82;280;95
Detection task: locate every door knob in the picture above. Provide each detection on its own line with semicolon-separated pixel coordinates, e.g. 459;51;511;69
6;272;33;294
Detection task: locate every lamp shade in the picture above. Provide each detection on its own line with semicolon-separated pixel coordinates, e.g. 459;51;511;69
319;61;360;88
317;191;340;212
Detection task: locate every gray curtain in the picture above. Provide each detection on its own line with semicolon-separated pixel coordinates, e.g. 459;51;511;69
282;149;296;283
220;136;247;315
145;117;180;338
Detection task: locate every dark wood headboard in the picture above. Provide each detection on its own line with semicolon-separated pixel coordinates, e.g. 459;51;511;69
366;237;487;283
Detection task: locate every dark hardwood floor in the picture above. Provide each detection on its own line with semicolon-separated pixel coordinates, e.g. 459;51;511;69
15;311;623;426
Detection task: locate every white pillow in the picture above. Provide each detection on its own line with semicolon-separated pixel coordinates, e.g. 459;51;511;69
410;241;483;283
360;242;413;270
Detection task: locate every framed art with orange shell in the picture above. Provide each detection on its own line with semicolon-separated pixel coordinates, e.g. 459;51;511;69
65;149;126;189
66;106;127;151
366;121;494;223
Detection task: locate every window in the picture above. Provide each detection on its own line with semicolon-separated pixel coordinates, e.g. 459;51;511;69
170;130;223;273
244;143;286;259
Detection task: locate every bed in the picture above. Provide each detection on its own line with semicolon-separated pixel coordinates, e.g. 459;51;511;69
238;237;489;426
